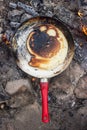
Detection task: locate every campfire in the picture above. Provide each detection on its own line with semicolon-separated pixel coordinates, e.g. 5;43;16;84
0;0;87;129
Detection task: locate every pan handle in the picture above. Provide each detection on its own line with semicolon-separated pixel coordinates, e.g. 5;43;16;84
40;78;50;123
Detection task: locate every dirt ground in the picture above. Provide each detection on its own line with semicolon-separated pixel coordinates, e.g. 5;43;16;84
0;0;87;130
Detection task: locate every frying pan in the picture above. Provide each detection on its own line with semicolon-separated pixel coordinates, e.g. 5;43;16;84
12;16;74;123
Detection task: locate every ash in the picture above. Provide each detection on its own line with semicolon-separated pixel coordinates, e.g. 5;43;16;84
0;0;87;130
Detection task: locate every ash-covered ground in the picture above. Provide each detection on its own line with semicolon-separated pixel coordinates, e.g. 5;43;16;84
0;0;87;130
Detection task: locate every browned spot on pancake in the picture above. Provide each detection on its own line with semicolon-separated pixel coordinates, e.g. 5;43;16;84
28;57;49;68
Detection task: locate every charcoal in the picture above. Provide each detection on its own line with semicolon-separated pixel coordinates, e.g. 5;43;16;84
17;2;39;16
30;0;44;12
9;2;17;9
20;13;32;23
10;22;21;29
8;9;24;22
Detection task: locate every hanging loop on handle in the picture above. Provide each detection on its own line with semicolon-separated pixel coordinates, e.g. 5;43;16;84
40;78;50;123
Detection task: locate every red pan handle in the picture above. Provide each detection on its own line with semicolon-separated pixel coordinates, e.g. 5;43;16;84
40;79;50;123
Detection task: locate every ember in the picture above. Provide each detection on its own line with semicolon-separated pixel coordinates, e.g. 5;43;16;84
78;10;83;18
32;77;36;81
82;25;87;36
78;10;87;36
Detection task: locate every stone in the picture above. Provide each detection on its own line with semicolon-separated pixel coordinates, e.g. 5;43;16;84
0;27;3;33
77;107;87;116
8;89;35;108
81;60;87;72
0;18;4;23
13;102;52;130
0;85;10;103
74;76;87;99
8;9;24;22
46;10;53;17
0;34;2;43
75;107;87;128
30;0;43;8
17;2;39;16
66;61;85;86
30;0;43;12
0;5;5;11
9;2;17;9
10;22;20;28
49;71;74;100
49;61;85;100
20;13;32;23
5;79;32;95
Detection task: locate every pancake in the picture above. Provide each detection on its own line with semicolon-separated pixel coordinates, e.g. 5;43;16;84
27;24;68;70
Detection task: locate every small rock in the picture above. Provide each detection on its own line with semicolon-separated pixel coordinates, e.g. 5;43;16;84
78;106;87;113
9;2;17;9
8;9;24;22
0;5;5;10
76;107;87;128
10;22;20;28
5;79;32;95
68;0;79;11
0;34;2;43
30;0;43;12
20;13;32;23
46;10;53;17
0;27;3;33
0;85;10;103
74;76;87;99
0;18;4;23
8;90;35;108
30;0;43;8
66;61;85;86
14;102;42;129
0;104;5;109
49;72;74;100
81;60;87;72
74;41;87;72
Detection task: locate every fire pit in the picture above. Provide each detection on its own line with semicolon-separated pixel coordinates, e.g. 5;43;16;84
0;0;87;129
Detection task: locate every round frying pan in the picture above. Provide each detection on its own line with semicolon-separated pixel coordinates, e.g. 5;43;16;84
12;16;74;123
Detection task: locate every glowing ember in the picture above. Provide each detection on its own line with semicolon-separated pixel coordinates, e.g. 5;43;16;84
78;10;83;18
78;10;87;36
82;25;87;35
32;77;36;81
